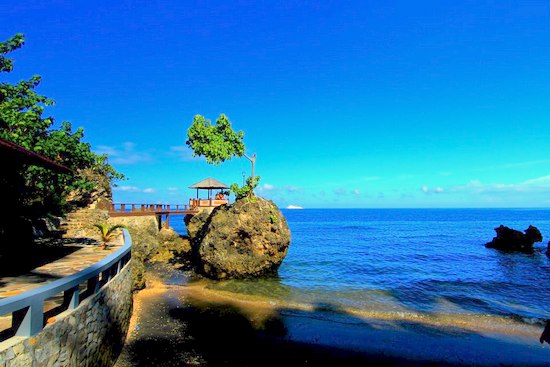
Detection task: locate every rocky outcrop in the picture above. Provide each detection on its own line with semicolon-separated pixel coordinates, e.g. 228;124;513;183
110;216;192;289
185;210;211;240
66;167;113;209
485;225;543;252
150;227;192;268
546;241;550;258
541;320;550;345
189;197;291;279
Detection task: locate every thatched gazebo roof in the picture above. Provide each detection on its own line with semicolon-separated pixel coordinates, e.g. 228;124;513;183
189;177;229;190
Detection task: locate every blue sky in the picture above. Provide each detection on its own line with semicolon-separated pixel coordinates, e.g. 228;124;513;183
2;1;550;208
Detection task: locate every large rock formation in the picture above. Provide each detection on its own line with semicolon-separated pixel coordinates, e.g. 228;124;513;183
485;225;543;252
188;197;291;279
185;210;211;239
110;216;191;290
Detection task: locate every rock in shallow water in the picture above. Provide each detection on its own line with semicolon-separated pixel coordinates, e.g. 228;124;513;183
485;225;542;252
188;196;291;279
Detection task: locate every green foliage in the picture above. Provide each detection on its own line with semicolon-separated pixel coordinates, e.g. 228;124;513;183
230;176;261;200
269;207;278;224
186;113;260;197
0;33;24;73
93;223;127;249
186;114;245;164
0;34;124;215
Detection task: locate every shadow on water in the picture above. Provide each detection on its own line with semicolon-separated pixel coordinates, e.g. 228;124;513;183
119;288;550;367
121;301;437;366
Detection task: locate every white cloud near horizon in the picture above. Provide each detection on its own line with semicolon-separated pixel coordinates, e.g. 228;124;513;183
169;146;199;161
450;175;550;194
421;185;445;194
97;142;153;165
256;183;276;196
501;159;550;169
362;176;381;182
285;185;301;193
334;188;347;195
113;185;156;193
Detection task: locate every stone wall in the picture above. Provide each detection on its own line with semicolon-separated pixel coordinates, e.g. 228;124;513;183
0;263;133;367
60;207;110;239
108;216;192;289
109;216;160;291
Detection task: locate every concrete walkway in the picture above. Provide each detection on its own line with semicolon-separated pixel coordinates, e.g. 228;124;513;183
0;235;123;333
0;237;122;300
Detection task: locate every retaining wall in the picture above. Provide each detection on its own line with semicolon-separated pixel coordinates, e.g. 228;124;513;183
0;263;133;367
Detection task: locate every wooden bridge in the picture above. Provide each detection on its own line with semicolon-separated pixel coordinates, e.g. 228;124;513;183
108;200;229;228
109;203;198;217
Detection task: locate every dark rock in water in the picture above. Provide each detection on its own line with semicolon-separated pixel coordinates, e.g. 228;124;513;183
190;196;291;279
541;320;550;344
485;225;542;252
546;241;550;258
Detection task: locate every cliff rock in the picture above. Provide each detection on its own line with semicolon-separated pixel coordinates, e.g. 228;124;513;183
191;197;291;279
185;210;211;240
151;227;192;268
485;225;542;252
109;215;194;289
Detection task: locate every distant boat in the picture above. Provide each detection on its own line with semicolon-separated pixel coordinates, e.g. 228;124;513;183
286;205;303;209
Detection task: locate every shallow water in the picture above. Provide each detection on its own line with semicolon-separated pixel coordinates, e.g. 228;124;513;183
170;209;550;325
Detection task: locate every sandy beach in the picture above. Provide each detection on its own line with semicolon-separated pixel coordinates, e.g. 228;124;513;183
115;266;550;366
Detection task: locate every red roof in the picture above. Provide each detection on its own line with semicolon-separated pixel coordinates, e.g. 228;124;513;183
0;138;72;173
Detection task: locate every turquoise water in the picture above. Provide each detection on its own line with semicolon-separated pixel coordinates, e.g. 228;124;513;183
171;209;550;324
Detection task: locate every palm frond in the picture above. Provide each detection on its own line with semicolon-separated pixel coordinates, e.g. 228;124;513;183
105;224;127;237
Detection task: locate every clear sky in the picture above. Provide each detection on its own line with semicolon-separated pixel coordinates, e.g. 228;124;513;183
2;1;549;208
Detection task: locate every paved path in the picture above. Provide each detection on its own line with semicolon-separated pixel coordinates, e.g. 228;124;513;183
0;237;122;300
0;235;123;333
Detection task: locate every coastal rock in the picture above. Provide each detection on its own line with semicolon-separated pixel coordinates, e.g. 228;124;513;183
546;241;550;258
485;225;543;252
192;197;291;279
185;210;211;242
541;320;550;344
151;227;192;267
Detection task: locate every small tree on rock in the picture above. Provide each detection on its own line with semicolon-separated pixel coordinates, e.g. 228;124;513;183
186;114;259;198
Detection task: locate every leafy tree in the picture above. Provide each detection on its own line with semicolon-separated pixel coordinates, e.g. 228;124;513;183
230;176;260;200
186;114;258;177
186;114;259;197
0;33;123;216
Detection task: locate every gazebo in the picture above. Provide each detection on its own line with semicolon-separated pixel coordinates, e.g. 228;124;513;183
188;177;230;209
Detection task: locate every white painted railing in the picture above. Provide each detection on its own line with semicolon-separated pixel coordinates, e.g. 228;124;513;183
0;229;132;338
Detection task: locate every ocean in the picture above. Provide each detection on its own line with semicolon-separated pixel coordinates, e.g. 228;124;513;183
170;208;550;326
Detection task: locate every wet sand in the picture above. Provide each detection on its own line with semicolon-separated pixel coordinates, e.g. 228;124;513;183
115;267;550;366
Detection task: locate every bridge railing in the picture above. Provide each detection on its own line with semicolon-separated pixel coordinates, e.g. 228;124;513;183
0;229;132;339
110;203;192;213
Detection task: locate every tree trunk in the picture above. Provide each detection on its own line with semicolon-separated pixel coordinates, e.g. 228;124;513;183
244;153;257;179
